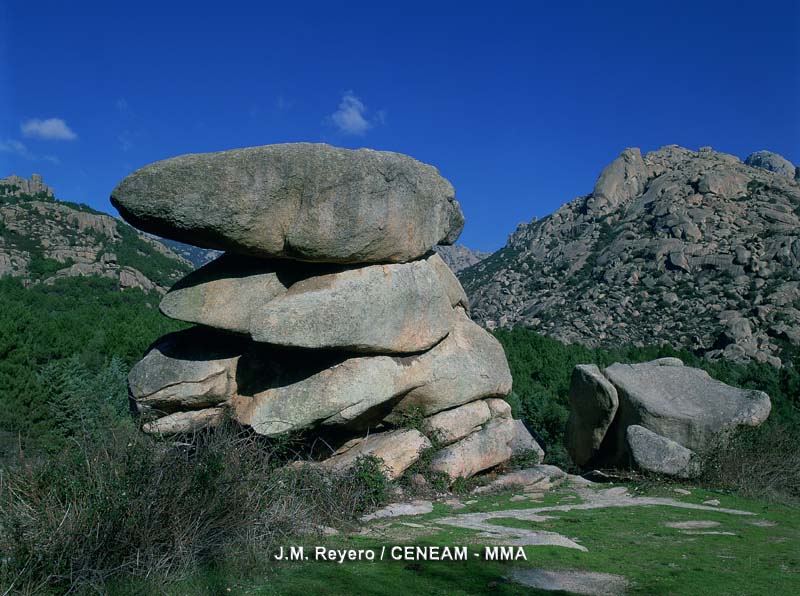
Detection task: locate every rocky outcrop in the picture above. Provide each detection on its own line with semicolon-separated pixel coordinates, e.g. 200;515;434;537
1;175;192;292
111;143;464;264
588;148;648;212
463;145;800;366
564;359;771;476
745;151;797;179
122;143;523;482
0;174;54;198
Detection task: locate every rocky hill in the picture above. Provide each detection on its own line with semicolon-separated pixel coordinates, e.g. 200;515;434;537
156;238;222;268
434;244;490;272
462;145;800;366
0;174;193;293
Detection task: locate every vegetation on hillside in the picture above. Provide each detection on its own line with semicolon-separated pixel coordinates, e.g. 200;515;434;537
1;187;192;288
0;276;185;449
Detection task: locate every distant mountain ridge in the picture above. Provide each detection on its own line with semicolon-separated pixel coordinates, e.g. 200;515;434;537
461;146;800;366
433;244;490;272
0;174;193;293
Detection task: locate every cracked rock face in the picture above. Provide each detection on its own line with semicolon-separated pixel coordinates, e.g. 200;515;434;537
160;253;468;353
111;143;464;264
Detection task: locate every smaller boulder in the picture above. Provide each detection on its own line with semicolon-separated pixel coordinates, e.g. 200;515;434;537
250;257;455;353
744;150;797;179
142;407;225;435
509;419;545;462
431;418;515;480
421;400;492;445
128;328;240;411
626;425;699;478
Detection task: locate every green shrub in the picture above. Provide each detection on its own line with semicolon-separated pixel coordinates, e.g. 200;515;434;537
0;276;185;449
0;423;392;595
698;423;800;505
341;456;392;515
401;446;450;494
394;406;426;433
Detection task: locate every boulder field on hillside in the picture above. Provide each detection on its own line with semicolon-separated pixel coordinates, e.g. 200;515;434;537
565;358;771;477
464;145;800;367
116;143;540;483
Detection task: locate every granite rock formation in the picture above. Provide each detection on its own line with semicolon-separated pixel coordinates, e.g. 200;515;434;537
121;144;528;482
462;145;800;367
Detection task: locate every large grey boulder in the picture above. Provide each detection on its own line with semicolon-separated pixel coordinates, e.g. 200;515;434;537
565;364;619;467
111;143;464;264
388;309;513;417
232;354;410;437
744;150;797;179
603;361;771;458
159;254;297;334
128;328;240;412
565;359;772;475
626;425;699;478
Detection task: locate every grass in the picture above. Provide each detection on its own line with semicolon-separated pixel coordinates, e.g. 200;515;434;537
105;482;800;596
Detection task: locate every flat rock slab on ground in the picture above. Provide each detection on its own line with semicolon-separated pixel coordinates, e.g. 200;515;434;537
472;464;567;494
662;520;721;529
361;500;433;522
434;486;755;553
507;568;629;596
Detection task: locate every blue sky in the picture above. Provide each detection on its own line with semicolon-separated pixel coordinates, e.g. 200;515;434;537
1;1;798;252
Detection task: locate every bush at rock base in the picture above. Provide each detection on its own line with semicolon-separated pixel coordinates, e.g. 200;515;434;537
698;424;800;504
0;421;391;595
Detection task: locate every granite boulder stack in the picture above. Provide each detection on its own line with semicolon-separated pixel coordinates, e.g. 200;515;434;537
116;143;536;482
